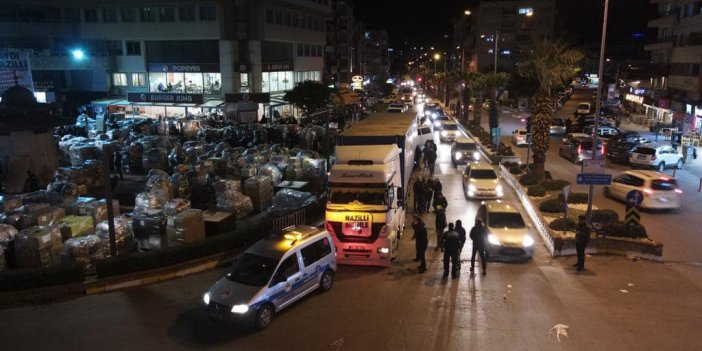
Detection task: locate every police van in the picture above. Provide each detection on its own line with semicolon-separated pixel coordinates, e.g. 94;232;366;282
203;225;337;329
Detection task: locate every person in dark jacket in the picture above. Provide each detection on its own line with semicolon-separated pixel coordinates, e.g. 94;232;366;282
412;215;428;273
424;177;435;211
470;218;488;275
442;223;462;278
455;220;467;251
434;206;447;251
574;215;591;272
432;191;448;213
425;148;437;174
414;145;423;170
113;151;124;180
413;177;426;214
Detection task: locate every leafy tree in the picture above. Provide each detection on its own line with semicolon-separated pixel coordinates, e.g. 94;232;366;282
454;71;483;126
519;39;584;181
482;72;510;130
283;80;335;118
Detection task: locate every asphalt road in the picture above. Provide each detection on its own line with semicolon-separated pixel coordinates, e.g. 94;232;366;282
498;89;702;263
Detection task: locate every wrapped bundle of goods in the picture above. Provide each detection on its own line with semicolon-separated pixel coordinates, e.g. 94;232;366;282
168;209;206;244
269;154;289;171
55;166;88;187
240;164;257;178
195;159;215;176
209;157;227;177
77;199;119;223
134;191;168;213
164;198;191;215
0;223;18;246
181;120;201;139
0;224;18;270
258;163;283;185
2;213;34;231
169;147;188;169
270;189;316;214
18;203;50;214
95;216;135;257
169;173;192;199
14;226;64;268
27;206;57;226
83;160;105;188
132;211;167;250
59;215;95;241
143;147;168;172
63;234;103;271
213;179;242;193
61;197;97;216
68;143;102;167
216;190;253;219
125;143;144;174
0;195;22;213
106;128;122;140
244;175;273;213
19;191;49;205
173;164;191;175
145;169;173;200
46;181;79;205
302;158;328;193
95;140;120;155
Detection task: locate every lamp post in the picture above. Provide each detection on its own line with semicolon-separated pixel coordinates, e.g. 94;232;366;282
586;0;610;225
433;53;440;74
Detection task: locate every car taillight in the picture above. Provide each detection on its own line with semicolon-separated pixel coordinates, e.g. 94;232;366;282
643;189;653;195
600;145;605;155
577;145;582;154
675;189;683;194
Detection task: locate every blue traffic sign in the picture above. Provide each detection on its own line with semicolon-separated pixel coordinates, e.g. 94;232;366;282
626;190;644;207
576;173;612;185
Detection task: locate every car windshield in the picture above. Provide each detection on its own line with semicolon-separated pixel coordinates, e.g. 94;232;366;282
551;119;565;126
455;142;477;150
330;189;386;205
634;147;656;155
226;253;278;287
443;124;458;130
651;179;677;191
470;169;497;179
578;103;589;109
488;212;526;228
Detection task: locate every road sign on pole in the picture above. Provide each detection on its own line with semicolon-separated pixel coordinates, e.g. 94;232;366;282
576;173;612;185
625;189;644;208
625;190;643;226
625;207;640;225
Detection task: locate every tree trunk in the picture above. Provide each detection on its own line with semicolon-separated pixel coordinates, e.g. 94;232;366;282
528;94;557;182
473;97;482;127
532;151;546;182
462;87;471;126
489;101;499;130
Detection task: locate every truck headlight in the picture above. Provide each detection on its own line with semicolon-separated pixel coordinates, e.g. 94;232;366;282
203;292;211;305
441;131;448;136
434;121;441;127
487;234;501;246
473;151;481;160
377;247;390;254
454;152;463;159
231;304;249;314
523;235;534;247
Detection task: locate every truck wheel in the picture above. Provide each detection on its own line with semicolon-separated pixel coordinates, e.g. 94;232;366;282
254;304;275;330
603;186;611;198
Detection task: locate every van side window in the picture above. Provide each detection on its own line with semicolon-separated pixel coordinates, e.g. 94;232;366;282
276;254;300;279
301;237;332;267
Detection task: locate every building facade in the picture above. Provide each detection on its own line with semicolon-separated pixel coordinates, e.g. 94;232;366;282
646;0;702;132
473;0;556;73
359;29;389;81
325;0;355;87
0;0;332;119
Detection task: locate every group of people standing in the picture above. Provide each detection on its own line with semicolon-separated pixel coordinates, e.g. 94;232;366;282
414;140;438;174
411;176;446;215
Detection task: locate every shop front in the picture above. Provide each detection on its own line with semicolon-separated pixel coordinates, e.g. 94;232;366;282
92;93;225;120
147;64;222;95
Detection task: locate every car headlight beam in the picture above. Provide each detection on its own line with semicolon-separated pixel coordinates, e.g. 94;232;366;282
487;233;501;246
203;292;211;305
523;235;534;247
455;152;463;159
231;304;249;314
473;151;481;160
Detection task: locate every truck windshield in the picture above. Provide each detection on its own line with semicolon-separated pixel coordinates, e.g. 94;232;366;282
226;253;278;287
330;188;386;205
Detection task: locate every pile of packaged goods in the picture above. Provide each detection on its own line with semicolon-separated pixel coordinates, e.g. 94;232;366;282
269;189;317;215
0;224;18;272
244;175;273;213
14;226;64;269
63;235;103;272
94;216;136;258
167;209;206;244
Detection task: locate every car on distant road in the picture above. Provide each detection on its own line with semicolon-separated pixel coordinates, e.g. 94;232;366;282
512;128;529;146
576;102;591;115
462;163;503;199
581;125;620;139
559;134;603;164
549;118;567;135
629;145;683;172
475;201;534;261
382;95;398;104
605;132;650;164
604;170;682;210
439;121;461;142
388;103;407;112
432;115;450;130
452;137;480;167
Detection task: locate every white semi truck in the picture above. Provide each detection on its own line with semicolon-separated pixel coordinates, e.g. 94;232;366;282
326;113;417;266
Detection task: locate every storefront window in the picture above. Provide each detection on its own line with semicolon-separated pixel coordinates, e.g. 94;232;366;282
113;73;128;86
132;73;146;86
149;71;220;93
204;73;221;94
262;71;294;93
294;70;321;83
184;72;203;93
149;72;166;92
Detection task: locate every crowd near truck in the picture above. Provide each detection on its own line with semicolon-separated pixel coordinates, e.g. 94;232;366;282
326;113;417;266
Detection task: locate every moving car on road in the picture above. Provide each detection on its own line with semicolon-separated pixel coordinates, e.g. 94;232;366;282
576;102;591;115
549;118;567;135
604;170;682;210
439;121;461;142
204;226;337;330
629;145;683;172
475;201;534;261
512;128;529;146
452;137;480;167
387;103;407;113
559;134;603;164
582;125;620;140
432;115;450;130
462;163;503;199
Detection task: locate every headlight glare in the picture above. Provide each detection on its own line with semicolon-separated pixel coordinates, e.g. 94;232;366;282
231;304;249;314
523;235;534;247
473;151;481;160
203;292;211;305
455;152;462;159
487;234;501;245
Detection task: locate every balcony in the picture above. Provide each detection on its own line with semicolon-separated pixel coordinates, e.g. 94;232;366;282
648;12;678;28
645;40;673;51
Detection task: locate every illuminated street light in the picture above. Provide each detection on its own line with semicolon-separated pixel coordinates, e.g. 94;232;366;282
71;49;86;61
464;10;471;15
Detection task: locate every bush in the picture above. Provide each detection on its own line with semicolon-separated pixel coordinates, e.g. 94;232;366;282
539;199;566;213
604;221;648;239
558;192;588;204
591;209;619;225
549;217;576;231
519;173;539;186
0;263;85;291
541;179;571;191
509;166;522;174
527;185;546;197
503;161;519;168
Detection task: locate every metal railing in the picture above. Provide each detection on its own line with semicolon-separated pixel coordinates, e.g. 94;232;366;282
272;208;307;232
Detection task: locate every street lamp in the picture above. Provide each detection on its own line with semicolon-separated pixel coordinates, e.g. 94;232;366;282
464;10;471;15
433;53;440;74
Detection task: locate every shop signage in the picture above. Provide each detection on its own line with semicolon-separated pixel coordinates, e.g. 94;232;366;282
148;63;220;73
225;93;270;103
262;62;293;72
351;75;363;90
0;50;34;95
625;94;643;104
235;62;251;73
127;93;204;104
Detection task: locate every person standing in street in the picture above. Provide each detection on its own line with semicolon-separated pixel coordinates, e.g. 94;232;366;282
413;177;425;214
455;220;467;252
432;191;448;213
425;177;435;211
414;145;423;170
442;223;462;279
470;218;488;275
412;215;428;273
434;205;447;251
574;215;591;272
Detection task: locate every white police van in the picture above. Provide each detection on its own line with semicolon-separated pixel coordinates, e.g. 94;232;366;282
203;225;337;329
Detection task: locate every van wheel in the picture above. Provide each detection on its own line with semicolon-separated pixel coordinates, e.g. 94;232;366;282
676;158;683;169
658;162;666;172
318;271;334;293
254;304;275;330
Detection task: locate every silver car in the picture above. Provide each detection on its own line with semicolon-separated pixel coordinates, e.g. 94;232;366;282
462;163;504;199
204;225;337;329
439;121;461;142
476;201;534;261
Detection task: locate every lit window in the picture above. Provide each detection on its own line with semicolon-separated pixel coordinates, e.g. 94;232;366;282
518;7;534;16
132;73;146;86
113;73;128;86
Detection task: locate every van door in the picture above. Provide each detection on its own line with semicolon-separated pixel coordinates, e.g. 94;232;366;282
269;253;303;310
299;237;334;295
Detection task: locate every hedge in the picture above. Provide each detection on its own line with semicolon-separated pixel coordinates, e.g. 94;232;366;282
558;192;589;204
604;221;648;239
541;179;571;191
0;263;85;291
549;217;575;231
591;209;619;224
519;173;539;186
509;166;522;175
503;161;520;168
540;199;565;213
527;185;546;197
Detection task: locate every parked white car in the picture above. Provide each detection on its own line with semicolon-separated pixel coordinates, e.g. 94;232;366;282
604;170;682;210
629;145;683;172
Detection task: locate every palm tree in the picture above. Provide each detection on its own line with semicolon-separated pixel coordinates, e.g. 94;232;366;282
482;72;510;130
519;39;584;181
454;71;483;126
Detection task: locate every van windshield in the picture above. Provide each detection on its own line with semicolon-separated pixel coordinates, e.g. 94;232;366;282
330;188;386;205
226;253;278;287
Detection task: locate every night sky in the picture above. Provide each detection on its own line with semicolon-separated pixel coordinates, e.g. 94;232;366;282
353;0;653;49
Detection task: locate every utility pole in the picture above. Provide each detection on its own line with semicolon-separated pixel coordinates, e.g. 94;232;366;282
494;29;499;74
